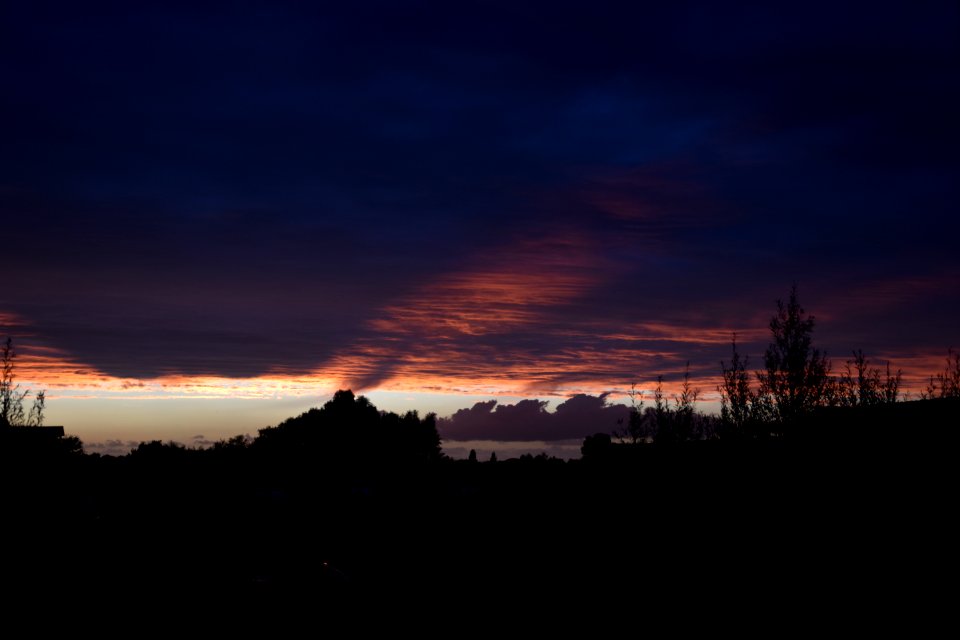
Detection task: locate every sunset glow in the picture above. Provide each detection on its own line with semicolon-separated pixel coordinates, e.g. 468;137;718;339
3;2;957;452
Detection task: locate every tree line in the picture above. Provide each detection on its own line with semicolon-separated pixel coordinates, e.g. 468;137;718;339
614;284;959;446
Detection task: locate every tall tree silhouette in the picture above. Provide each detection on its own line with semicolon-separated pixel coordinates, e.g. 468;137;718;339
672;362;700;441
719;335;754;437
617;383;647;444
756;286;831;427
650;375;673;444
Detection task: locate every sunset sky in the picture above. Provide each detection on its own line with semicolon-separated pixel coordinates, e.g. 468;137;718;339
3;2;958;454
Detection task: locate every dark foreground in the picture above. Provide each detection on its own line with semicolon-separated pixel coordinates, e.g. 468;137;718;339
3;403;955;628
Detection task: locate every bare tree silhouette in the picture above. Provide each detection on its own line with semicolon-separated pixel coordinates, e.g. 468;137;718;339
756;286;832;428
838;350;902;406
1;337;46;427
921;349;960;398
673;362;700;441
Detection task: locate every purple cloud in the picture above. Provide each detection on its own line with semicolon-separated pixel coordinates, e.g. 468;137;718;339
439;394;630;441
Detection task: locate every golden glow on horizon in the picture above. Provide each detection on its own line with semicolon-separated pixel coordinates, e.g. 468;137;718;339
8;342;945;404
5;252;953;405
9;334;709;401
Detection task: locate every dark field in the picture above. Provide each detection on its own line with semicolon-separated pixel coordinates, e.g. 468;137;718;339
5;401;954;628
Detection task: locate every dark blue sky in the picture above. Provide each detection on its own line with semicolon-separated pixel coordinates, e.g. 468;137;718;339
2;1;958;418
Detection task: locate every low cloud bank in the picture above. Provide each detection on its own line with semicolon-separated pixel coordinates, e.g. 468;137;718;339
438;394;629;441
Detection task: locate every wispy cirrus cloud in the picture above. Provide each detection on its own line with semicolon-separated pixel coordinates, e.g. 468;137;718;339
371;232;605;336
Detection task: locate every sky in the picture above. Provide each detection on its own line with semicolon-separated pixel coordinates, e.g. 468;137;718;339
2;1;958;455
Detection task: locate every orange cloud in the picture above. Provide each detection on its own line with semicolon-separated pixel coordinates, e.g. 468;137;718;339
602;323;768;345
371;233;603;338
2;238;952;408
3;322;949;406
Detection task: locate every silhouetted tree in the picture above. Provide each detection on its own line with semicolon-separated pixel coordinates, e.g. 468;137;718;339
650;375;674;443
383;409;443;464
756;286;832;428
719;335;754;437
57;434;83;456
213;434;252;450
253;389;442;469
1;337;46;427
673;362;700;441
130;440;190;459
26;390;45;426
205;434;252;466
838;350;902;406
616;383;647;444
921;349;960;399
581;432;612;459
649;374;705;444
489;451;497;463
879;361;903;404
468;448;478;463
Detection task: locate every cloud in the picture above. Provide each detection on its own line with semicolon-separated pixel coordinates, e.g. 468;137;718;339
438;393;630;442
2;1;957;407
0;312;28;330
372;232;605;337
84;439;141;456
